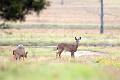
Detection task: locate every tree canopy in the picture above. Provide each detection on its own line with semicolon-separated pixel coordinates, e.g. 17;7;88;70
0;0;49;21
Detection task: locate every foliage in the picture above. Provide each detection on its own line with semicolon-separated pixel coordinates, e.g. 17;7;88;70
0;0;49;21
0;23;10;29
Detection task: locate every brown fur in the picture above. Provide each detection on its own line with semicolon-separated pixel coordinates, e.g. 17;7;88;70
56;37;81;58
13;45;28;60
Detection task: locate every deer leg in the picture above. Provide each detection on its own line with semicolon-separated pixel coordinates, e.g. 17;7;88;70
15;57;18;60
18;55;21;60
71;52;75;58
56;51;58;58
21;55;24;61
23;57;24;61
15;54;18;60
56;53;58;58
56;49;63;58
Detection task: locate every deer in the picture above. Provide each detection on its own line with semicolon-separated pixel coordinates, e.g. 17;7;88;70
56;37;81;58
13;44;28;60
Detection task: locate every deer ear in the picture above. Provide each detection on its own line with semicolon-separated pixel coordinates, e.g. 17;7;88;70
75;37;77;40
79;37;81;39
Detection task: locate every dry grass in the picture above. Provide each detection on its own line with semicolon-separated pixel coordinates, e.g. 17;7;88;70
23;0;120;25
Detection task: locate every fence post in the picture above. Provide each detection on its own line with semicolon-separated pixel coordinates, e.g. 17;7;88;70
61;0;64;5
100;0;104;34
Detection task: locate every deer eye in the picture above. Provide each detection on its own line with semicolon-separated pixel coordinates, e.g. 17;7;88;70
79;37;81;39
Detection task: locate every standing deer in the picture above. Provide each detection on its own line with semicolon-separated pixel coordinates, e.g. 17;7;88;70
13;44;28;60
56;37;81;58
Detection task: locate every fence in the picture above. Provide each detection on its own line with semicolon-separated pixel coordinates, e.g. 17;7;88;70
24;0;120;26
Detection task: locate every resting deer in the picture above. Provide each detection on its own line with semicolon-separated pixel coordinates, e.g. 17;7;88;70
56;37;81;58
13;44;28;60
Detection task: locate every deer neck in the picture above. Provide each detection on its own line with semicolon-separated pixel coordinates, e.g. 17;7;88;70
75;42;79;48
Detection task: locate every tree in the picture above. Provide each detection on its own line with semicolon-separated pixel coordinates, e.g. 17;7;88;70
0;0;49;22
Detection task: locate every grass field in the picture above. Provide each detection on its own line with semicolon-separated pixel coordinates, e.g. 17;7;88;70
0;0;120;79
0;26;120;80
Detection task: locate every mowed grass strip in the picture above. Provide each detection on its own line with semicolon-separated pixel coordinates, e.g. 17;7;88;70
0;29;120;46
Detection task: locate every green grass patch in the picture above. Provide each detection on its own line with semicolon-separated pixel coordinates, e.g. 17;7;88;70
1;23;120;29
0;62;113;80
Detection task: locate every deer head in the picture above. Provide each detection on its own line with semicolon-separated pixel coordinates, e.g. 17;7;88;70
75;37;81;44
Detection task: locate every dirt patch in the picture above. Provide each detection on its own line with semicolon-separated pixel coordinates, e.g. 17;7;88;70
61;51;106;58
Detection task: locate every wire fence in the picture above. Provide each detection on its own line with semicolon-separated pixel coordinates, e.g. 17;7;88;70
24;0;120;26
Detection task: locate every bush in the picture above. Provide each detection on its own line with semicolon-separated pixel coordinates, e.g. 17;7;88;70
0;23;10;29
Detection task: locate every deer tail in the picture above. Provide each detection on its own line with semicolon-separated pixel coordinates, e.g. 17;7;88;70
13;50;15;55
56;46;59;50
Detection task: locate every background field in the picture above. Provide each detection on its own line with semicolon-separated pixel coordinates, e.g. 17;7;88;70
24;0;120;25
0;0;120;80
